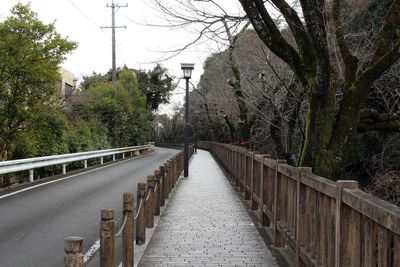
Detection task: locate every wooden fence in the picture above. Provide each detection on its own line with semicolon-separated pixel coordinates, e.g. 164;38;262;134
64;146;194;267
198;141;400;267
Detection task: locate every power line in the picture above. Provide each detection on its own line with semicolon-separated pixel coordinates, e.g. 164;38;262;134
65;0;100;28
101;0;128;89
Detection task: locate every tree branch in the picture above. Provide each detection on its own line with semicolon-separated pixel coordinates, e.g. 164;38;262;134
299;0;330;92
270;0;313;64
370;0;400;64
358;121;400;132
238;0;307;86
359;108;399;122
332;0;358;89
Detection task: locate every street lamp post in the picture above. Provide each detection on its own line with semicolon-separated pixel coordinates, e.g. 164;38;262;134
181;63;194;178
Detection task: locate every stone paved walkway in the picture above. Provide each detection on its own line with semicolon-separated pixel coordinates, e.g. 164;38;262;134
138;150;278;267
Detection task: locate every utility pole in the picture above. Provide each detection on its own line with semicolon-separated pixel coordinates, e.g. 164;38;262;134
101;0;127;88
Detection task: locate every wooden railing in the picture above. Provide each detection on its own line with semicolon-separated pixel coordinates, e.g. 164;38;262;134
64;146;194;267
198;141;400;267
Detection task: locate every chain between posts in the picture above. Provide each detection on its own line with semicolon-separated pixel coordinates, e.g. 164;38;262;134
154;183;158;193
134;199;143;221
115;214;128;237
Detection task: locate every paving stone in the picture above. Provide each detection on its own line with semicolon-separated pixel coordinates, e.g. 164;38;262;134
138;150;278;267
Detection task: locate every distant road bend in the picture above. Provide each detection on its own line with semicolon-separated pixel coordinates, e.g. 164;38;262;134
0;146;180;267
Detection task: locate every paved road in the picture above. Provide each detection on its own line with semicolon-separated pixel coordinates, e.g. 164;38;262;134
139;150;278;266
0;147;180;267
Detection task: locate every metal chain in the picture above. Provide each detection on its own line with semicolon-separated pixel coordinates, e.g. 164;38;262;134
134;199;143;221
154;183;158;193
115;213;128;237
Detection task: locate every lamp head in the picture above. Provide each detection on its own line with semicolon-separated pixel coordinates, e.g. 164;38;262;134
181;63;194;79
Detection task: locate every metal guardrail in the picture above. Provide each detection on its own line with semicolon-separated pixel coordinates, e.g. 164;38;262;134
0;145;151;182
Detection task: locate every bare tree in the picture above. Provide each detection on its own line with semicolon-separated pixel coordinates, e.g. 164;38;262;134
238;0;400;178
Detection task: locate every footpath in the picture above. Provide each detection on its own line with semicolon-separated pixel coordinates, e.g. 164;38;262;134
138;149;278;266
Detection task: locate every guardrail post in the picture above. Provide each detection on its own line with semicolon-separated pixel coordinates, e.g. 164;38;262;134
84;160;88;169
122;193;134;267
154;170;161;216
64;237;84;267
62;164;67;175
122;153;125;159
100;157;104;165
146;175;155;228
136;182;147;245
159;166;165;207
100;209;115;267
112;155;116;161
29;169;34;182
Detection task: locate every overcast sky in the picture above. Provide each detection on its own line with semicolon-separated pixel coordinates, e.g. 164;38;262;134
0;0;243;114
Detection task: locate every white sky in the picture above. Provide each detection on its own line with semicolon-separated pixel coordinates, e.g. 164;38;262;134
0;0;236;114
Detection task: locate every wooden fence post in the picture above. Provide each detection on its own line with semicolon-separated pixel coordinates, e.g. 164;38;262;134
159;166;166;206
170;159;175;190
136;182;147;245
274;159;287;247
122;193;134;267
296;167;312;267
164;162;170;200
100;209;115;267
64;237;84;267
173;156;177;184
251;152;259;210
335;180;359;267
154;170;161;216
259;154;271;226
234;148;240;188
146;175;155;228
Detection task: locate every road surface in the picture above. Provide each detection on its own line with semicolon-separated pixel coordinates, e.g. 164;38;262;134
0;146;180;267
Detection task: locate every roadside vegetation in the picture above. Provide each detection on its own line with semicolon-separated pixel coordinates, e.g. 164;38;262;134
0;4;175;186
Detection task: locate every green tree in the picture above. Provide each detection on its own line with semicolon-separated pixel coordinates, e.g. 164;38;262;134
135;65;176;111
72;70;151;147
80;71;108;90
0;3;77;160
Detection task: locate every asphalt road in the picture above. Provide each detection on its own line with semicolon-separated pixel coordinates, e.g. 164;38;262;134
0;146;180;267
